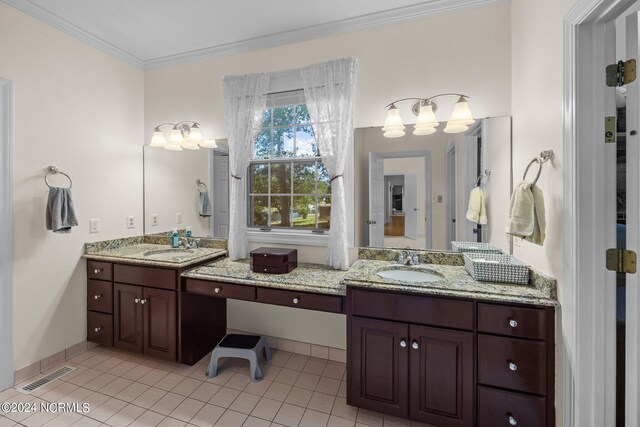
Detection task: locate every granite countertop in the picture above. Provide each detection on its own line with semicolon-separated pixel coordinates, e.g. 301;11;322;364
84;243;227;269
182;258;348;296
344;259;557;306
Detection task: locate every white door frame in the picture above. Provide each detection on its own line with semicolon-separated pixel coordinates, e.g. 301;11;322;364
445;142;457;249
0;78;13;390
564;1;636;425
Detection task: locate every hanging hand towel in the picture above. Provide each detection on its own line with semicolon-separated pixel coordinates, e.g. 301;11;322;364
46;187;78;233
465;187;487;225
199;191;213;217
505;182;546;245
525;184;546;245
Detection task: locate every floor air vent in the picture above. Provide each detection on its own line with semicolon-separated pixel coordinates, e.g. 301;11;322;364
18;365;76;394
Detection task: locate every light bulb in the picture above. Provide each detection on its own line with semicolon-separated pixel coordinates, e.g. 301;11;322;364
415;102;438;128
149;130;167;147
448;97;475;126
382;104;405;138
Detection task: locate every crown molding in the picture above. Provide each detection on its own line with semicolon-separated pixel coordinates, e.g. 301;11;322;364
2;0;502;71
1;0;144;69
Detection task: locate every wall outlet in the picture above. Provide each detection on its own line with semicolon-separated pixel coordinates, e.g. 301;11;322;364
89;218;101;233
176;212;183;224
126;215;135;229
151;213;159;227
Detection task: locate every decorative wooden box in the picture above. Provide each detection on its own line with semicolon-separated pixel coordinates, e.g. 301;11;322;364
250;247;298;274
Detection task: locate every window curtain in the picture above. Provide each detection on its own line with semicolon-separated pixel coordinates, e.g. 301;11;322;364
300;57;359;270
222;73;270;260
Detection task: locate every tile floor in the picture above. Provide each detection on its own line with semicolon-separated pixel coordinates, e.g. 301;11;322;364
0;347;434;427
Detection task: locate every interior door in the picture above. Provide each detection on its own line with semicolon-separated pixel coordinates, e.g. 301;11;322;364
369;152;385;247
404;173;418;240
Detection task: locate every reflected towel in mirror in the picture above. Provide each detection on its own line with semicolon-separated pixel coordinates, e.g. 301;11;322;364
199;190;213;217
46;187;78;233
466;187;487;225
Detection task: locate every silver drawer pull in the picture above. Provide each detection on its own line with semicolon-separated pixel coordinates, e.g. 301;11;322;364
214;287;221;293
94;294;103;300
508;415;518;425
140;299;147;305
400;339;407;348
293;297;299;304
412;341;419;350
508;362;518;371
134;298;140;304
94;327;102;333
509;319;518;328
94;268;102;274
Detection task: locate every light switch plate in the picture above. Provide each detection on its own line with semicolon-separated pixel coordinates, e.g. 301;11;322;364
151;213;159;227
89;218;101;233
176;212;183;224
126;216;135;229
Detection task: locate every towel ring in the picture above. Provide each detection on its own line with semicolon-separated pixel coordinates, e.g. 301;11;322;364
523;158;542;186
45;166;72;189
196;179;208;192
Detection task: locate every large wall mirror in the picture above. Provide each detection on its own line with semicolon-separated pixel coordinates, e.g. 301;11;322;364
355;117;512;253
143;142;229;237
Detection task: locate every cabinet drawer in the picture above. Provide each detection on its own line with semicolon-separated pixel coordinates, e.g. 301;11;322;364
478;303;547;340
114;264;176;290
87;261;112;281
257;288;343;313
87;280;113;313
350;289;474;330
87;311;113;347
478;386;546;427
478;335;546;395
185;279;256;301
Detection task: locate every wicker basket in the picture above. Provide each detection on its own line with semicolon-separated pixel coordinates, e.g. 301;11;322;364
451;241;502;254
463;253;530;285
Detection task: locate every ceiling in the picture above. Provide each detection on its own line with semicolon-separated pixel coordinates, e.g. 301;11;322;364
2;0;498;69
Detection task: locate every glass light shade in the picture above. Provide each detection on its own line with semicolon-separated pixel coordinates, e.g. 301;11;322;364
187;124;204;144
200;139;218;148
413;125;437;136
149;130;167;147
443;123;469;134
448;97;475;126
415;103;439;128
181;141;201;150
168;128;184;145
382;105;405;138
164;143;183;151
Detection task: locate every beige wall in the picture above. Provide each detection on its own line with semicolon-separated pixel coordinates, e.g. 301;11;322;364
0;3;144;370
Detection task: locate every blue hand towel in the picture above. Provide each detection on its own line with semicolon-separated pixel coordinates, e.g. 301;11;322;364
46;187;78;233
199;191;213;217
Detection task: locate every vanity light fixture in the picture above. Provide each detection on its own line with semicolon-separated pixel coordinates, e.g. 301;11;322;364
149;121;216;151
382;93;475;138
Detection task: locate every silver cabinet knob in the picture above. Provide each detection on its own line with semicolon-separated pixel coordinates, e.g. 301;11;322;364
140;299;146;305
293;297;299;304
508;362;518;371
400;339;407;348
509;319;518;328
94;327;102;333
94;294;102;300
94;268;102;274
412;341;419;350
134;298;140;304
214;287;221;293
508;415;518;425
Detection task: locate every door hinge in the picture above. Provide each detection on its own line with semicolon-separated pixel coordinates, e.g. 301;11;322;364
606;59;636;87
606;248;637;274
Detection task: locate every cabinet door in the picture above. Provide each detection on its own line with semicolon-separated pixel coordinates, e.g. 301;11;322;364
143;287;177;361
114;283;143;353
409;325;473;427
349;316;409;418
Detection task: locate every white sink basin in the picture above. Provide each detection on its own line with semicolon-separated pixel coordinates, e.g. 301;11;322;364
143;249;196;261
376;269;443;284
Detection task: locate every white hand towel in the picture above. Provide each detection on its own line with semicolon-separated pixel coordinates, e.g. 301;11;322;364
466;187;487;225
505;182;546;245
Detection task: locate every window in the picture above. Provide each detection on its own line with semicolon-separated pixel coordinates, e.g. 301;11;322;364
248;90;332;231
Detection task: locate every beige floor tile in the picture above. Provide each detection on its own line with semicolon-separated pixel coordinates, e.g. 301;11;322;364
129;410;166;427
84;391;111;411
156;374;188;392
284;387;313;408
331;398;358;421
106;361;139;377
382;414;411;427
123;365;154;382
214;410;247;427
157;417;187;427
42;411;83;427
190;404;225;427
225;374;251;392
299;409;330;427
133;388;168;409
327;415;355;427
273;369;299;387
315;378;340;396
242;379;271;397
40;382;79;402
62;386;94;403
206;369;235;386
249;398;282;422
228;393;260;415
208;387;241;409
187;367;209;381
272;403;304;427
190;383;221;403
292;342;311;357
307;392;335;414
139;369;170;387
21;409;59;427
84;373;119;392
302;360;327;376
101;377;134;397
322;364;345;381
169;398;206;422
262;383;292;403
70;415;102;427
241;416;270;427
115;382;150;401
87;397;128;422
0;388;18;401
293;373;320;391
150;393;187;416
356;409;383;427
337;382;347;399
283;356;308;372
94;357;128;373
66;369;102;387
106;404;147;427
172;379;204;397
267;352;291;368
260;366;281;382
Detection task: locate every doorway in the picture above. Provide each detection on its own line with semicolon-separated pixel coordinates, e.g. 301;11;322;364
0;78;13;390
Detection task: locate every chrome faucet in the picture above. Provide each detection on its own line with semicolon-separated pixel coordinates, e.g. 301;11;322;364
397;251;419;266
179;237;198;249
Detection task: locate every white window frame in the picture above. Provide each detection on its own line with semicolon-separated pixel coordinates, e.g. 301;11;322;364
246;69;354;247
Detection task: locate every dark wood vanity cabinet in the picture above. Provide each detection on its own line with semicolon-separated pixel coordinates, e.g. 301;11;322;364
347;288;555;427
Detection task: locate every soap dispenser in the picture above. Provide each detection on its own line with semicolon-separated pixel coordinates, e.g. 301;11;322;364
186;226;193;238
171;228;180;248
